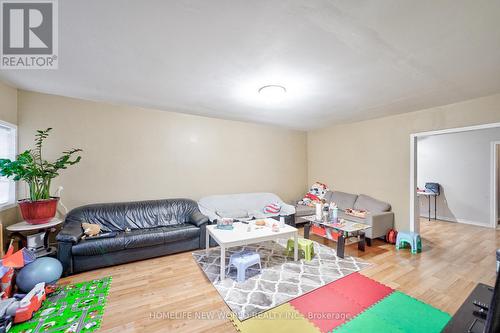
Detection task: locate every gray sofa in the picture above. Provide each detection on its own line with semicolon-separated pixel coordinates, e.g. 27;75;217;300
295;190;394;245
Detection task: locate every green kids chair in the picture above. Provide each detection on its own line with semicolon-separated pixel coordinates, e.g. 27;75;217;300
287;238;315;261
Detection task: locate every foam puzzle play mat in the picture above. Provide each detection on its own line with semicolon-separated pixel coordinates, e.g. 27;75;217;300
230;273;451;333
10;277;111;333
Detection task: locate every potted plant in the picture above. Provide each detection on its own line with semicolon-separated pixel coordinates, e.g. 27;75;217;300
0;128;82;224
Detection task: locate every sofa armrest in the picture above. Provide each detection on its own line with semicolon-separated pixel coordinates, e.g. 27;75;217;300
366;211;394;239
280;203;296;216
188;211;209;227
56;222;84;244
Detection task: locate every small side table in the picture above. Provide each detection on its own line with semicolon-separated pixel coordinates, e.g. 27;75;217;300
417;191;438;221
6;218;63;258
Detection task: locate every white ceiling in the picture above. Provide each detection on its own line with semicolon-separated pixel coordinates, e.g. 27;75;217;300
1;0;500;130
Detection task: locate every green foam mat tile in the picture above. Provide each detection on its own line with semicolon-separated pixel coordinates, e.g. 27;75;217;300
10;277;112;333
332;311;405;333
349;291;451;333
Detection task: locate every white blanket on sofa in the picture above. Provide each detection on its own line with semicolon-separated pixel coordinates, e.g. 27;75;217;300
198;192;296;222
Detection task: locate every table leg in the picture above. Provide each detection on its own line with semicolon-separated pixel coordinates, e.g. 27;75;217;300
304;222;310;239
294;233;298;261
428;196;431;221
43;228;50;251
337;231;345;258
205;229;210;254
358;231;366;252
434;195;437;220
220;246;226;282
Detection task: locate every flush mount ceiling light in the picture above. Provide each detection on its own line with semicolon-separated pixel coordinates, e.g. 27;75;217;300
258;85;287;100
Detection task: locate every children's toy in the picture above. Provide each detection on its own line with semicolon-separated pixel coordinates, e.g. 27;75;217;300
0;282;53;332
386;229;398;244
299;182;329;206
9;277;111;333
0;242;36;299
81;222;101;239
16;257;62;293
286;238;315;261
395;231;422;254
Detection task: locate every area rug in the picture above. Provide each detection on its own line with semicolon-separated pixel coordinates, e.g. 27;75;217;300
192;239;371;320
230;273;451;333
10;277;112;333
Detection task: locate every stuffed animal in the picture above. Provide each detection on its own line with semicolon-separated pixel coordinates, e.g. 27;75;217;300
299;182;330;206
81;223;101;239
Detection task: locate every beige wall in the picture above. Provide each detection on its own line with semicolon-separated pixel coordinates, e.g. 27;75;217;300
0;81;17;125
308;93;500;231
0;81;19;245
18;91;308;211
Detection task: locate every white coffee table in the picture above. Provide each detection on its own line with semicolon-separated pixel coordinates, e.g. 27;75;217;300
206;219;299;281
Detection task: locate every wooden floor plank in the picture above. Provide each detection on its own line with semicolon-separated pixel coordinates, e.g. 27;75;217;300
58;219;500;332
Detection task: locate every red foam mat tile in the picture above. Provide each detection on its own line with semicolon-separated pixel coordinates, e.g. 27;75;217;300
290;285;364;332
326;272;394;308
290;273;394;332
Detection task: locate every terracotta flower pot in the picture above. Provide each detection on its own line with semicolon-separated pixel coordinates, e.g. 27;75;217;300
18;197;59;225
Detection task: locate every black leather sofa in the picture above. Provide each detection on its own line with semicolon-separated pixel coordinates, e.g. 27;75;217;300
56;198;209;275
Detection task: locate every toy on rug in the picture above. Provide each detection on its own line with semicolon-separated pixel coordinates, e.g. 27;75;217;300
81;222;101;239
0;244;57;332
8;277;112;333
299;182;330;206
0;282;55;330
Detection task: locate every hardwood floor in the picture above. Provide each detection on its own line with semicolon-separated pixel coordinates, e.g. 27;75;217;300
59;219;500;332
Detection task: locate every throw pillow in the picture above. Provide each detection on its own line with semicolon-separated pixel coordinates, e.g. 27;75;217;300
263;202;281;214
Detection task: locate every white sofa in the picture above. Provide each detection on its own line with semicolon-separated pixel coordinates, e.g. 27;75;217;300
198;192;295;223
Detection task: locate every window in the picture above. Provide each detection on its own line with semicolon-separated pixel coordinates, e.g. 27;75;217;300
0;121;17;209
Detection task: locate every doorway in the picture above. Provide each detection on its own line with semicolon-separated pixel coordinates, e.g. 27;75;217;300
409;122;500;233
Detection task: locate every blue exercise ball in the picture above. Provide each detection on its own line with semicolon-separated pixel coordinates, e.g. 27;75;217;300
16;257;63;293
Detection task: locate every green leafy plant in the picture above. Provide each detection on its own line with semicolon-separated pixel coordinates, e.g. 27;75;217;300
0;128;82;201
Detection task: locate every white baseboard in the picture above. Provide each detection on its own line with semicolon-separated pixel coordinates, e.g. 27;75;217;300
420;215;491;228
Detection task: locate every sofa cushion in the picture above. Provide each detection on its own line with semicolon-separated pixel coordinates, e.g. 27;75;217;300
295;204;316;217
323;191;334;203
354;194;391;213
72;233;125;256
330;191;358;210
163;224;200;243
72;224;200;256
338;211;366;224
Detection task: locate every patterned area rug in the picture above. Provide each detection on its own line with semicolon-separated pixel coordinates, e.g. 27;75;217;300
193;239;371;320
10;277;112;333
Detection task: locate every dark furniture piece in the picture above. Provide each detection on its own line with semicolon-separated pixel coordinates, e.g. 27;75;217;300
56;199;208;275
442;270;500;333
442;283;493;333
